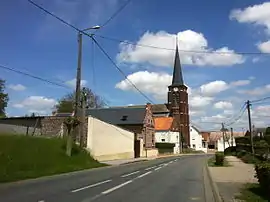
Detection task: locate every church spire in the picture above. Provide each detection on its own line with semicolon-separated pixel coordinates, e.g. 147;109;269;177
171;37;184;86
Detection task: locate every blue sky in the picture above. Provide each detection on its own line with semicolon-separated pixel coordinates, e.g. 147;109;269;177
1;0;270;131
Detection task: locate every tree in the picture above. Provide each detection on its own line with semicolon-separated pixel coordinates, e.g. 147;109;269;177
0;79;8;117
54;87;106;113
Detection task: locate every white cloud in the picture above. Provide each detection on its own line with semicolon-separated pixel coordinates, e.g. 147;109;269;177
8;84;26;91
252;57;260;63
189;96;213;109
230;2;270;52
13;96;57;115
115;71;172;100
230;2;270;33
214;101;233;109
257;40;270;53
237;84;270;96
65;78;87;88
200;80;229;96
230;80;250;87
117;30;244;67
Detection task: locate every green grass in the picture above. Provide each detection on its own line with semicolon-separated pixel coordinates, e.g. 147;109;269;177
0;134;107;183
235;183;269;202
207;157;230;167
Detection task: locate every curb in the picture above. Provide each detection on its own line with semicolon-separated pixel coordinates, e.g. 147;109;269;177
205;158;224;202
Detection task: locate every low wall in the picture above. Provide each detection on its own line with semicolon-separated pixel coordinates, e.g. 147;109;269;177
141;148;158;158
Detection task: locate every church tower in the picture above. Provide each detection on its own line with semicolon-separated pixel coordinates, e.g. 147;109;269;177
167;42;190;146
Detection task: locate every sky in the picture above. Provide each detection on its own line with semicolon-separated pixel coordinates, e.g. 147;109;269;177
1;0;270;131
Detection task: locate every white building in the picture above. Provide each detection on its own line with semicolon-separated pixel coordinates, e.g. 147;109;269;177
154;117;205;153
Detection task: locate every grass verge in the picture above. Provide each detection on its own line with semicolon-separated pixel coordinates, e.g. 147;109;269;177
0;134;107;183
235;183;269;202
208;157;230;167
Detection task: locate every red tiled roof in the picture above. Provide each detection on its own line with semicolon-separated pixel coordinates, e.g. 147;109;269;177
154;117;173;131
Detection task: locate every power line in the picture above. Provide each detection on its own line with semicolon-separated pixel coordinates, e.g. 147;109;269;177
225;106;247;127
250;96;270;104
96;34;270;55
27;0;81;33
28;0;154;104
225;102;246;126
0;65;70;89
96;0;132;30
91;37;154;104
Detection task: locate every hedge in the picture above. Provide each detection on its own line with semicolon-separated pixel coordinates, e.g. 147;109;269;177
215;152;225;166
155;143;175;154
155;143;175;149
255;162;270;199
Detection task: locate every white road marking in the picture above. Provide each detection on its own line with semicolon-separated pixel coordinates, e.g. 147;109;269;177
38;201;45;202
102;180;133;195
174;159;178;162
71;180;112;193
121;171;140;177
137;171;152;178
154;167;162;171
145;166;157;171
163;163;168;167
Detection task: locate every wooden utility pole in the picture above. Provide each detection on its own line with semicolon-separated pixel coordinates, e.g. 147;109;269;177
79;87;87;147
221;123;226;151
230;127;234;146
247;100;255;155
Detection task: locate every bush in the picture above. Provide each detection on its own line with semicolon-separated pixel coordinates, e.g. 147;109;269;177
155;143;175;154
155;142;175;149
235;137;250;145
255;162;270;198
215;152;225;166
224;146;236;156
236;150;246;158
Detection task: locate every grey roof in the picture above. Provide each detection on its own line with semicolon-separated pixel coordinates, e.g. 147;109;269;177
171;44;184;86
86;107;146;125
127;104;169;113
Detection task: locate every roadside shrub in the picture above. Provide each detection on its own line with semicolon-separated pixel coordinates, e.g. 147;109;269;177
215;152;225;166
224;146;236;156
155;142;175;149
237;150;247;158
255;162;270;198
235;137;250;145
155;143;175;154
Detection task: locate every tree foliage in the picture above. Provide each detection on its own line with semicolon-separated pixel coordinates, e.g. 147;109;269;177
0;79;8;117
54;87;106;113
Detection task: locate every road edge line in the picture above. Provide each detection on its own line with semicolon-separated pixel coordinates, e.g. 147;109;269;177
205;157;223;202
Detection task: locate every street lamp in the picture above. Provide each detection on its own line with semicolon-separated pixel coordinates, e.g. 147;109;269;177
74;25;100;119
74;25;100;147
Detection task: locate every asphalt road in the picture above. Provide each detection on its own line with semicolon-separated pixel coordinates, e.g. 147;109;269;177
0;154;215;202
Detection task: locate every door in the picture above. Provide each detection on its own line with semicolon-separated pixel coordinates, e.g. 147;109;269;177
134;140;140;158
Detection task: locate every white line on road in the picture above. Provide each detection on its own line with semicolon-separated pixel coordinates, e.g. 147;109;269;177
121;171;140;177
154;167;162;171
137;171;152;178
102;180;133;195
145;166;157;171
71;180;112;193
163;163;168;167
174;159;178;162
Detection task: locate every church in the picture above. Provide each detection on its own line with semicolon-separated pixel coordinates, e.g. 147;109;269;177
87;42;191;149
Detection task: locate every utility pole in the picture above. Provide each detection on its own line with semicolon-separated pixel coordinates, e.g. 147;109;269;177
79;88;87;147
72;32;83;143
230;127;234;146
221;123;226;151
247;100;255;155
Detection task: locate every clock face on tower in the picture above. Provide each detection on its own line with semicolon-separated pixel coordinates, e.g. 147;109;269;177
173;87;179;92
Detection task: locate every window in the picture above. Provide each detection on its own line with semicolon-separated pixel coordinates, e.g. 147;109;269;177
192;144;196;149
190;128;192;132
161;139;165;142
